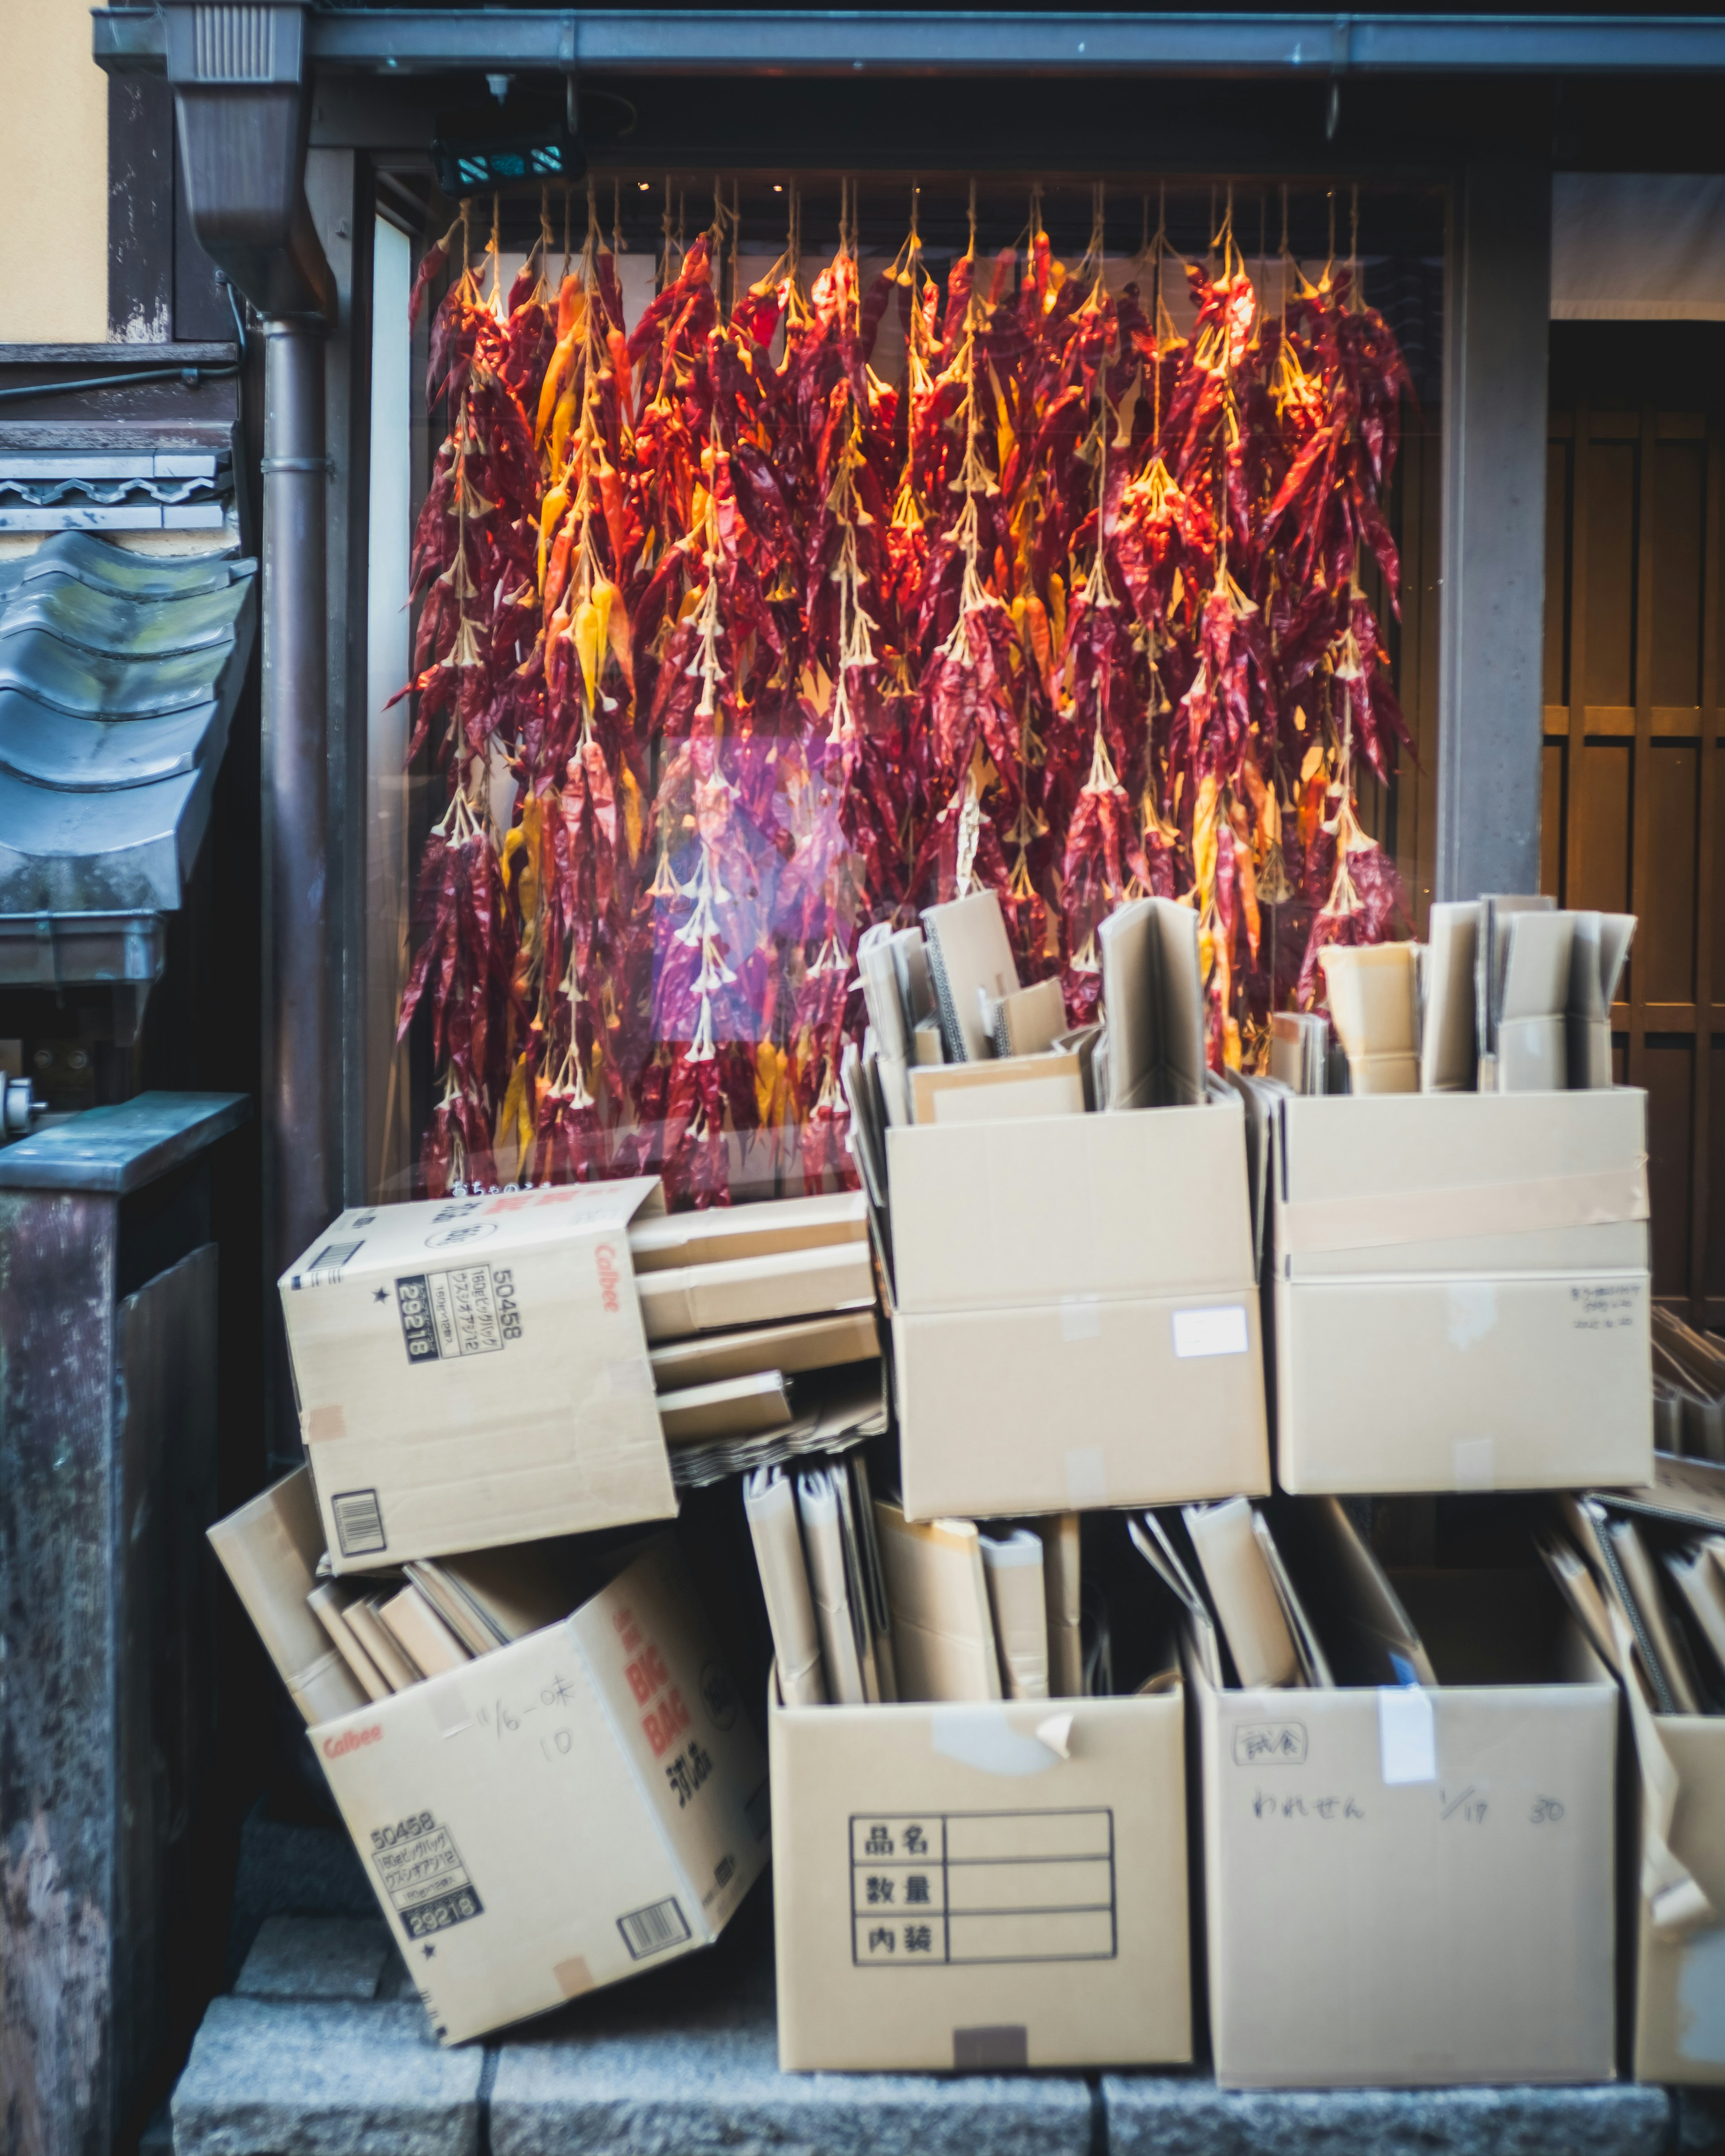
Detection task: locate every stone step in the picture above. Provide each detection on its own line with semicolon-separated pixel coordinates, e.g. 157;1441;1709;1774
169;1911;1725;2156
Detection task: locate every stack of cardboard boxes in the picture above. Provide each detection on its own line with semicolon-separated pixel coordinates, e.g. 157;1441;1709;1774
210;886;1725;2089
213;1178;876;2041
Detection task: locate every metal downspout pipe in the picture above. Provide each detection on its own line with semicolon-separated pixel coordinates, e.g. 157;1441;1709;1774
163;0;339;1408
261;323;332;1281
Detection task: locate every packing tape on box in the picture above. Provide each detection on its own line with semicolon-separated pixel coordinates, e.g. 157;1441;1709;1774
429;1683;474;1738
1279;1159;1649;1257
554;1956;595;1998
931;1707;1062;1777
1452;1436;1495;1492
1065;1447;1108;1507
1378;1684;1436;1785
1060;1294;1102;1341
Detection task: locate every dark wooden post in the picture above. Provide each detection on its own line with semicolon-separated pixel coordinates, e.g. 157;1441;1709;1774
0;1094;247;2156
1438;160;1554;901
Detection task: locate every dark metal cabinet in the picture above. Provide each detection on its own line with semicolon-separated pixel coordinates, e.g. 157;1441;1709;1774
0;1093;247;2156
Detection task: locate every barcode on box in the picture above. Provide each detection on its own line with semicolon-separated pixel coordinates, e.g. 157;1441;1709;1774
293;1240;364;1289
332;1488;386;1557
617;1897;690;1960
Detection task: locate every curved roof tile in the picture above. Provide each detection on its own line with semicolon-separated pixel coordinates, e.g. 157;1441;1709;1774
0;531;255;920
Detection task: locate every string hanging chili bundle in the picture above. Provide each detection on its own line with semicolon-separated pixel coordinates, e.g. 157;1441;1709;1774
396;180;1416;1201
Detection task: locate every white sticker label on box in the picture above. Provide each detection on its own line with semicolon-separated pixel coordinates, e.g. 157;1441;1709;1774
1378;1685;1437;1785
1677;1927;1725;2065
1172;1306;1249;1360
1452;1437;1495;1493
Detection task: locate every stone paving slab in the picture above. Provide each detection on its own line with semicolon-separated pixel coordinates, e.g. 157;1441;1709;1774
491;1987;1094;2156
172;1911;1725;2156
1680;2090;1725;2151
1103;2075;1675;2156
171;1997;485;2156
235;1916;396;2002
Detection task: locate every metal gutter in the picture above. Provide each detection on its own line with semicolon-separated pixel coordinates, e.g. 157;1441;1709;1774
92;8;1725;78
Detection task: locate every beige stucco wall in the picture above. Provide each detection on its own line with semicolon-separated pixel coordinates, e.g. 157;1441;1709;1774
0;0;110;343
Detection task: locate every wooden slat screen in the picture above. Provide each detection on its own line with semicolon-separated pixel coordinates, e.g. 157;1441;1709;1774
1543;398;1724;1320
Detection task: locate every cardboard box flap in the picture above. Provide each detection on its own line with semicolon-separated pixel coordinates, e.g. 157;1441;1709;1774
1602;1453;1725;1537
1613;1595;1717;1941
1269;1498;1436;1689
889;1093;1254;1312
1569;1476;1725;1941
1221;1067;1284;1286
207;1466;339;1690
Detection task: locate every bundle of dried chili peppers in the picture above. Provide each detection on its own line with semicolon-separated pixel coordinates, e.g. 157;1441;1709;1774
399;184;1414;1202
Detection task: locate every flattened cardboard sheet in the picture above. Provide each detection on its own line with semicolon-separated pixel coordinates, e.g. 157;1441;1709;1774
648;1308;880;1392
628;1192;866;1274
910;1052;1084;1127
638;1241;875;1342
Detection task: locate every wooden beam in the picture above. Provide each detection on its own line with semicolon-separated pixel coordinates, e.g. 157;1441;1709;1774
1437;160;1552;901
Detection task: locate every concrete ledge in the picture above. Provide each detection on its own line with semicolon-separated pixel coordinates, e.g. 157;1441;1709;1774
1102;2076;1674;2156
171;1997;486;2156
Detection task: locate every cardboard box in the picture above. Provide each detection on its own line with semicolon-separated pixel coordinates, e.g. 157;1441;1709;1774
280;1180;674;1569
312;1534;770;2044
770;1687;1192;2071
888;1096;1269;1519
1195;1569;1618;2089
1629;1706;1725;2083
1586;1460;1725;2084
1270;1089;1652;1493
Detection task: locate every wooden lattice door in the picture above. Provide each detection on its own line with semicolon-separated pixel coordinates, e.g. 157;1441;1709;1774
1544;324;1725;1322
